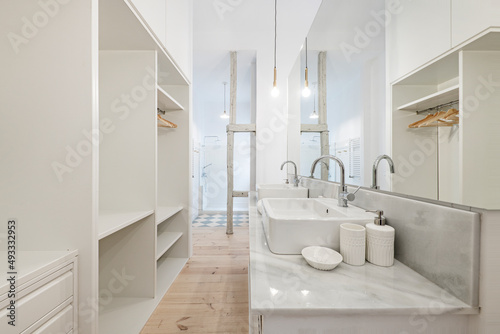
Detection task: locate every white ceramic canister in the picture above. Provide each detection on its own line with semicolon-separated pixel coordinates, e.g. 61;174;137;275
340;223;366;266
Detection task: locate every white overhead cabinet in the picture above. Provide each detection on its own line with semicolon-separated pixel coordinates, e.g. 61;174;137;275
1;0;192;333
386;0;451;82
386;0;500;83
132;0;193;80
451;0;500;47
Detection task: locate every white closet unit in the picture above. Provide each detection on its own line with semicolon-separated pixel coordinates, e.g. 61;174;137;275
1;0;192;333
391;29;500;209
99;0;192;332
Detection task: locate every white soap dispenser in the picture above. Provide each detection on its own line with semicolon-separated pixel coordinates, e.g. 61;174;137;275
365;210;394;267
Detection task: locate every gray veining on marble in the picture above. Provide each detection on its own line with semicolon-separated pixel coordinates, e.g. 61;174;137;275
248;192;477;316
300;177;480;307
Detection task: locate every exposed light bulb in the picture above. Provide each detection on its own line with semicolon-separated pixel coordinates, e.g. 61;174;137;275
220;111;229;119
310;110;318;119
302;86;311;97
272;67;279;97
271;85;280;97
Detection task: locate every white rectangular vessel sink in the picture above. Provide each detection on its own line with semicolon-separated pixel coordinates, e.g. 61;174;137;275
261;198;374;254
257;184;308;200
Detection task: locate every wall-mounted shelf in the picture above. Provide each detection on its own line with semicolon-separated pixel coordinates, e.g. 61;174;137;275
156;232;183;260
397;85;459;112
157;86;184;111
156;205;183;225
98;210;154;240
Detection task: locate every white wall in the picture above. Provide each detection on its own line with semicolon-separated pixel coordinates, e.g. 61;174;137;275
0;1;97;333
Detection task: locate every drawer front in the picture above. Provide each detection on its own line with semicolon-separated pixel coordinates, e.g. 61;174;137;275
31;304;73;334
0;270;73;333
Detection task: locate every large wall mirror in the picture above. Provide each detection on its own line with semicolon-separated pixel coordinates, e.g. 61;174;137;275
288;0;387;188
287;0;500;210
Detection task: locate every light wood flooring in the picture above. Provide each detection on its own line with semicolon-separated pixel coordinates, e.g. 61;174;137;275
141;227;250;333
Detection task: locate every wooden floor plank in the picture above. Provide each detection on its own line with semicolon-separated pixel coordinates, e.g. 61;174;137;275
141;227;249;334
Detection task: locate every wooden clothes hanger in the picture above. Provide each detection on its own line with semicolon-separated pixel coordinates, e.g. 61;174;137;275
418;111;447;127
408;108;459;128
408;113;435;128
157;114;178;128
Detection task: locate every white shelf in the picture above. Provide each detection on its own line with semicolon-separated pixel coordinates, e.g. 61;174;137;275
98;210;154;240
99;297;158;334
156;232;183;260
156;205;183;225
156;256;188;296
99;257;187;334
157;86;184;111
397;85;459;112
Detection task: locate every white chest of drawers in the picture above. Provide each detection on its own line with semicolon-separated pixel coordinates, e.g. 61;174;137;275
0;251;78;334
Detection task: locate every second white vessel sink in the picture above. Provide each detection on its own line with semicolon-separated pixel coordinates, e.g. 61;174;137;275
257;183;308;200
261;198;374;254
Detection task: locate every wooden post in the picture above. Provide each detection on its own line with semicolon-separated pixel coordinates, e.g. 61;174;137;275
227;51;237;235
227;130;234;235
318;51;330;180
230;51;237;123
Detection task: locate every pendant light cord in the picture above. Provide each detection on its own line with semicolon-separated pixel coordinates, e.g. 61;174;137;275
305;37;308;67
274;0;277;68
223;82;226;112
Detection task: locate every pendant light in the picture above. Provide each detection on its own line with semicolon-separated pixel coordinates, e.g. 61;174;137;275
271;0;279;97
220;82;229;119
302;37;311;97
310;84;318;119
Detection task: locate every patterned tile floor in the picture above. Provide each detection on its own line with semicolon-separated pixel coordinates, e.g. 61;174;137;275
192;212;249;227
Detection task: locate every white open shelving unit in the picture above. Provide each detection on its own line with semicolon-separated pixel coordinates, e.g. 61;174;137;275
97;0;192;332
391;29;500;208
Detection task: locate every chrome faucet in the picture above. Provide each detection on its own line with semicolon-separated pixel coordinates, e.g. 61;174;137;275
280;160;299;187
371;155;395;189
310;155;355;207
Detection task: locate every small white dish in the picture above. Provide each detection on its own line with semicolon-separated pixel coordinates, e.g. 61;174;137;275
301;246;343;271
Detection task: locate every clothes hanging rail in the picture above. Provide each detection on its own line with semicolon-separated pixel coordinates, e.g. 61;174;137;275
415;100;459;115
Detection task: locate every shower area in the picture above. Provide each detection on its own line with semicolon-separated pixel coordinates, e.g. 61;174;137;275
193;50;256;215
200;135;251;212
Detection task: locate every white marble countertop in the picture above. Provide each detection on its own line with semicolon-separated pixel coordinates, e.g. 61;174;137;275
248;193;477;316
